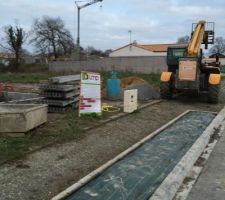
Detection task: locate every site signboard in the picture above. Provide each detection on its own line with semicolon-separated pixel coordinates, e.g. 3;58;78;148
79;71;101;116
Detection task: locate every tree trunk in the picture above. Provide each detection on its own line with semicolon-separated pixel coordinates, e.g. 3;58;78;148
15;52;20;71
53;43;58;59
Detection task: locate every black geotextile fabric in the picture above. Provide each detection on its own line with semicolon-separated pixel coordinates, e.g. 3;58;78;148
67;111;216;200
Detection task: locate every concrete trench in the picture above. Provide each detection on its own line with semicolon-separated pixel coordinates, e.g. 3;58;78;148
52;110;218;200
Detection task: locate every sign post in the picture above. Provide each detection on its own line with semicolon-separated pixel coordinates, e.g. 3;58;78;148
79;71;101;117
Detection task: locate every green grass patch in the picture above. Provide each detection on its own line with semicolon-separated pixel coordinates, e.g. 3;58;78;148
0;108;118;163
0;110;83;162
0;73;62;84
0;71;160;87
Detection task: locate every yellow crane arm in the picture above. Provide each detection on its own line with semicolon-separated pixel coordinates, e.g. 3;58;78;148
187;21;205;56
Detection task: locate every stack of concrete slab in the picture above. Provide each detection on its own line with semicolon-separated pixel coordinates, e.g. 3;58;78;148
40;75;80;113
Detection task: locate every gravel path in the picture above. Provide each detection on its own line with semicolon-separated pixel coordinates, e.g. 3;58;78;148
0;95;224;200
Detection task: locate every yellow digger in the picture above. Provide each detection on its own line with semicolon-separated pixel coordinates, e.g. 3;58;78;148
160;21;221;103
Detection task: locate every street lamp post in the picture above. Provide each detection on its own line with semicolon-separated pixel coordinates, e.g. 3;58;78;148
76;5;81;60
75;0;103;60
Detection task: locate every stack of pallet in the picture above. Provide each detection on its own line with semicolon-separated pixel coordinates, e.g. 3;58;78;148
40;75;80;113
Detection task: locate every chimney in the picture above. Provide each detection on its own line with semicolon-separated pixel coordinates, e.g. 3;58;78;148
133;40;137;45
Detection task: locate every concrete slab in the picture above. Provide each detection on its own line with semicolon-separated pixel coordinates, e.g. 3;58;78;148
1;91;43;103
187;125;225;200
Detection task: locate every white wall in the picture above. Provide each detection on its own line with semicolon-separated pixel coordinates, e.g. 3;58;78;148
109;45;166;57
49;56;167;74
220;58;225;65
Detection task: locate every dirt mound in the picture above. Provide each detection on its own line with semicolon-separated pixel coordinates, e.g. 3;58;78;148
120;76;147;88
124;83;160;101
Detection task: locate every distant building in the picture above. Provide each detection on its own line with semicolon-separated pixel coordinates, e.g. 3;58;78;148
209;53;225;58
0;52;15;59
0;53;15;66
109;42;187;57
22;55;43;64
205;53;225;66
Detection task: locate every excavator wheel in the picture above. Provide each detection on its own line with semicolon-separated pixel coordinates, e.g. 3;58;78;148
208;84;220;104
160;81;173;99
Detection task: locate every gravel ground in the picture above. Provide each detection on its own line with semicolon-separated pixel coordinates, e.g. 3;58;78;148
0;88;225;200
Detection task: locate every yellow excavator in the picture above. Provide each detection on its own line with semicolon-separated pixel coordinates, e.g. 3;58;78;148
160;21;221;103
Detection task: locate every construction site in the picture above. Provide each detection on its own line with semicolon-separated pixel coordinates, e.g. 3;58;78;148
1;1;225;200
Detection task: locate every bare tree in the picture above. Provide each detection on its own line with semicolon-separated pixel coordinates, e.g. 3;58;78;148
1;25;26;70
177;35;190;43
209;37;225;55
31;16;74;59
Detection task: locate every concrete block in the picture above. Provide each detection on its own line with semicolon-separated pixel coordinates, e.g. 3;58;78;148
0;104;47;134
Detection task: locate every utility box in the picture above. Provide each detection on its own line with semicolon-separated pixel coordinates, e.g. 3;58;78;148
124;89;138;113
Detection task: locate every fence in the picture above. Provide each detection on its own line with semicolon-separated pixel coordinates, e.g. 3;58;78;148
49;56;167;74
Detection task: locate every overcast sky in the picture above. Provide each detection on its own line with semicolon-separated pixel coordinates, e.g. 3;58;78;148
0;0;225;52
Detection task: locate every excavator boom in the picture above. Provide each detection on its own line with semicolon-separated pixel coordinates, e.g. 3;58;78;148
187;21;205;56
187;21;215;56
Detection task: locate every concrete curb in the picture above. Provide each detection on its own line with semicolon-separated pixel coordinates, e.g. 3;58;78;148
149;106;225;200
51;110;191;200
174;119;225;200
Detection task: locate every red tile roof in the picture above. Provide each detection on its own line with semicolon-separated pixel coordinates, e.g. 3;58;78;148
112;43;188;53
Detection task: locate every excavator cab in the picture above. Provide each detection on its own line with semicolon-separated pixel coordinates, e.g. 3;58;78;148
167;45;187;72
160;21;220;103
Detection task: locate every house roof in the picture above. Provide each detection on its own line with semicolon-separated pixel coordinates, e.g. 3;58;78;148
112;42;188;53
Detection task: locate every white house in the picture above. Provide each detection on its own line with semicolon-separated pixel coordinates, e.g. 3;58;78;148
109;42;185;57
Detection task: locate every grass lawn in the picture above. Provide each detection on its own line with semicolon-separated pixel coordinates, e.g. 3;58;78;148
0;72;61;84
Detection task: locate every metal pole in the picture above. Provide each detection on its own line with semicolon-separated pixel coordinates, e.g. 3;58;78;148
77;7;80;60
75;0;103;60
